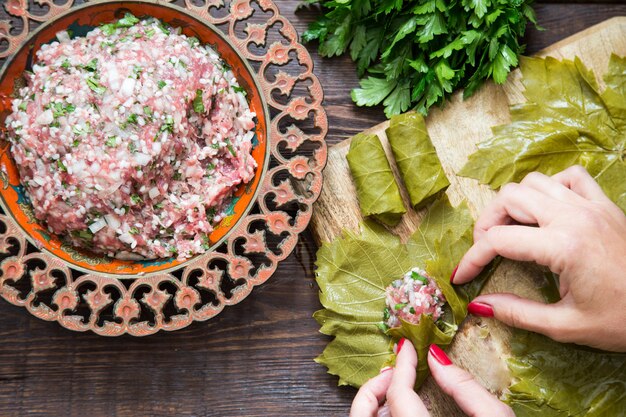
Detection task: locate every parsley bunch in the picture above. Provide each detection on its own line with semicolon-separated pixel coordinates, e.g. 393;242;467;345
302;0;538;117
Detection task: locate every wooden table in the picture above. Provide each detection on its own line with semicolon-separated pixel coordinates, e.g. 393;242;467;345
1;1;625;416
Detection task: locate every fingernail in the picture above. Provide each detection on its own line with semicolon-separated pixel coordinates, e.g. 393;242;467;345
450;265;458;284
429;344;452;366
467;301;494;317
396;338;406;354
379;366;392;374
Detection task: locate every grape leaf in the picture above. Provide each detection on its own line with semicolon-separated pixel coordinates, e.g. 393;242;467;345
346;133;406;226
314;220;408;387
386;112;450;210
459;55;626;212
314;196;494;388
506;330;626;416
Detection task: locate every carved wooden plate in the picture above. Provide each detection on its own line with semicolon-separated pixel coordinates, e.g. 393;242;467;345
0;0;327;336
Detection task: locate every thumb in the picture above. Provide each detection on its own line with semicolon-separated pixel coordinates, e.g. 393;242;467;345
468;293;575;342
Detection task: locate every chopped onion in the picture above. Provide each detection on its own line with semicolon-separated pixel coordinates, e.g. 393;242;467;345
56;30;71;43
115;251;146;261
148;187;160;199
36;109;54;125
89;218;106;233
134;152;151;166
104;214;121;230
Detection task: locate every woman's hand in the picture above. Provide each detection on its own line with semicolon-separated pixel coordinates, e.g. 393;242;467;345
350;339;513;417
452;166;626;351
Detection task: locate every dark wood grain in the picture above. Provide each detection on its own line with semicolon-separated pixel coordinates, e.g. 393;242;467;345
1;2;626;416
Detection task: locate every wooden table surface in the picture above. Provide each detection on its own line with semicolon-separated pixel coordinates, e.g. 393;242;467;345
1;1;625;416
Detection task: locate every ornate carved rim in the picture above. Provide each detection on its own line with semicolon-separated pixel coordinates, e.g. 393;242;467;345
0;0;328;336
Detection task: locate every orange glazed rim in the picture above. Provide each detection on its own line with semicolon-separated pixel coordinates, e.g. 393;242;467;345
0;0;271;277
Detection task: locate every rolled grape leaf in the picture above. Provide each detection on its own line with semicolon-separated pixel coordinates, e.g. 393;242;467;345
386;112;450;210
459;55;626;212
505;330;626;416
314;196;495;388
346;133;406;226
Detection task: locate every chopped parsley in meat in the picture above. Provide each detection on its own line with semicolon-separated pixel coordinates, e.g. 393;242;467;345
5;16;257;260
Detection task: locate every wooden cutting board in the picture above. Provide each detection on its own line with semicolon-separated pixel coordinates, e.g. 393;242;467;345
310;17;626;416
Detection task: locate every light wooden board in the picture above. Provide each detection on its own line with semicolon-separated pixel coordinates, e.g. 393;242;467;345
310;17;626;415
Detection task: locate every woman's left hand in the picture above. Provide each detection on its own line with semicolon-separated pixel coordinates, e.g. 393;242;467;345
349;338;514;417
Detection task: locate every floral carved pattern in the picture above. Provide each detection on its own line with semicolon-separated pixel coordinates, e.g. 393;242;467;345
0;0;327;336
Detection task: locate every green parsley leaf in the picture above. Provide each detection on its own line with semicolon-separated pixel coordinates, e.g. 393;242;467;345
232;86;247;95
130;194;142;204
159;115;174;134
57;160;67;172
193;89;205;113
81;58;98;72
301;0;536;116
126;113;139;125
18;102;27;111
105;137;117;147
129;227;140;235
145;28;156;38
117;13;140;28
187;37;200;48
157;21;170;35
61;59;71;70
226;140;237;157
351;77;397;107
158;80;167;89
410;271;428;284
87;77;106;95
100;13;139;36
132;65;143;79
72;229;94;241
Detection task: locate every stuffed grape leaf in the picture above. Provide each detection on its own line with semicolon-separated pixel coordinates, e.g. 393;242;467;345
314;196;495;388
346;133;406;226
386;113;450;210
459;55;626;212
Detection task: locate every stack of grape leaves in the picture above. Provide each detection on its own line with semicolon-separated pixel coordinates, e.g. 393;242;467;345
314;55;626;415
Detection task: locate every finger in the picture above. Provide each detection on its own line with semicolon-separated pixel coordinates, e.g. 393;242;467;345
520;171;585;204
551;165;611;202
454;226;552;284
386;339;430;417
428;345;515;417
350;368;394;417
469;293;576;342
473;183;560;241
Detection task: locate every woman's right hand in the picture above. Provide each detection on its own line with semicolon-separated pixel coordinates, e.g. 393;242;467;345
452;166;626;352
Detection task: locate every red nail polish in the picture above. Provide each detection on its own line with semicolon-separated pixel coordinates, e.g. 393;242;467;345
467;301;494;317
450;265;458;284
429;344;452;366
396;338;406;354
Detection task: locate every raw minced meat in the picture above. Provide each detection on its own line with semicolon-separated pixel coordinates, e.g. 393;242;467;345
383;267;447;328
4;15;257;260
